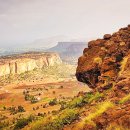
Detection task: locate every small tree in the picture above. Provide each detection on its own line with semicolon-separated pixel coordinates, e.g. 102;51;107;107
18;106;25;112
49;98;57;106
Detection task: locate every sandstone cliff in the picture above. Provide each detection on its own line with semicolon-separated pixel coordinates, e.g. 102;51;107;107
0;52;62;76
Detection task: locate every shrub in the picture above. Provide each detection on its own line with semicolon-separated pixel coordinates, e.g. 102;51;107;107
67;96;84;108
14;118;29;130
31;108;78;130
25;94;38;103
31;97;39;103
59;101;67;110
18;105;25;112
37;113;45;117
8;106;25;115
49;98;58;106
64;92;103;109
14;115;35;130
59;86;64;89
83;92;103;104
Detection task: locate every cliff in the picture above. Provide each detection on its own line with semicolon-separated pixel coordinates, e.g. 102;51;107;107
76;25;130;90
0;52;62;76
74;25;130;129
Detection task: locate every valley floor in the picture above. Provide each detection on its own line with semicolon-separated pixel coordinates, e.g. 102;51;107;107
0;63;90;130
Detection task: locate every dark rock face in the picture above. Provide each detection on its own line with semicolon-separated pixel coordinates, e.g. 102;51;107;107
76;68;101;88
76;25;130;91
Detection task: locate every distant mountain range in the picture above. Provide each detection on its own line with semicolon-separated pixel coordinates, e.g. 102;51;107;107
47;42;87;64
0;36;88;64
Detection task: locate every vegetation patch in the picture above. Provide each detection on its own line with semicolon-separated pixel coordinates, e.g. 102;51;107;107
78;101;114;129
94;57;102;64
30;108;78;130
14;115;35;130
119;57;128;76
106;124;129;130
119;94;130;104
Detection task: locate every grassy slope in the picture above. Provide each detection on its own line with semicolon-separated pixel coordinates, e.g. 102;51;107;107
21;90;130;130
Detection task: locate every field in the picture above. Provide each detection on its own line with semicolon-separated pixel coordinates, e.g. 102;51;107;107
0;63;90;130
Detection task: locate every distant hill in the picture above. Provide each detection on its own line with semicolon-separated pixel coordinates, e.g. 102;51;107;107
47;42;87;64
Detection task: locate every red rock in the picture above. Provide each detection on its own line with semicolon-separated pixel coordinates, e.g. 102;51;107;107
103;34;111;39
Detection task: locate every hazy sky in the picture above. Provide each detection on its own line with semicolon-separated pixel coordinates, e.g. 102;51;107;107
0;0;130;47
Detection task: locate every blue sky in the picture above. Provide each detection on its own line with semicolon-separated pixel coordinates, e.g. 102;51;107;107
0;0;130;47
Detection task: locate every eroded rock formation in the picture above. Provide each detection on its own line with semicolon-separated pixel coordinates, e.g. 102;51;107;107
76;25;130;92
0;52;62;76
74;25;130;130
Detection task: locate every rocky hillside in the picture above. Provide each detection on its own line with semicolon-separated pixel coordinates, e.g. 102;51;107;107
0;52;62;77
74;25;130;129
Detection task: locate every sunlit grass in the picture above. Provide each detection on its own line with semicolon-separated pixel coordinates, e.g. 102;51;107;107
93;57;102;64
106;124;129;130
29;108;78;130
40;97;52;103
119;57;128;76
77;101;114;129
119;94;130;104
86;92;103;103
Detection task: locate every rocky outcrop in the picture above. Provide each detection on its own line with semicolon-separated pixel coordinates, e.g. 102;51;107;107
76;25;130;91
0;52;62;76
72;25;130;130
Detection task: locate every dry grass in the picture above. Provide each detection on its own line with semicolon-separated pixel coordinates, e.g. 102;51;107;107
106;124;129;130
119;57;128;76
93;57;102;64
119;94;130;104
77;101;114;129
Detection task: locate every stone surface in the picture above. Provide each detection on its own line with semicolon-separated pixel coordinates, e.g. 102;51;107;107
76;25;130;90
0;52;62;76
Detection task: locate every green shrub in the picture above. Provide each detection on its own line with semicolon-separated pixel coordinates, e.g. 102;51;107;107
8;106;25;115
25;94;38;103
83;92;103;104
49;98;58;106
18;105;25;112
67;96;84;108
31;108;78;130
14;115;35;130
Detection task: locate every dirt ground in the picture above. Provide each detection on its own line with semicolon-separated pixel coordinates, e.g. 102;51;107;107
0;77;90;123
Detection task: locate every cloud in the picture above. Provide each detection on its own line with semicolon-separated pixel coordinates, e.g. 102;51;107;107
0;0;130;47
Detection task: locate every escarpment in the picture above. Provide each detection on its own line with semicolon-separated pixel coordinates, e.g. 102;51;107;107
76;25;130;91
0;52;62;76
71;25;130;130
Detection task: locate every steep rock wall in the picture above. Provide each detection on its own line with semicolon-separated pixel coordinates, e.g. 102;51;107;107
76;25;130;91
0;52;62;76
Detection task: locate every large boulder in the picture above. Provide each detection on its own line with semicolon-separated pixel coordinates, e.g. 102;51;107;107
76;25;130;90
